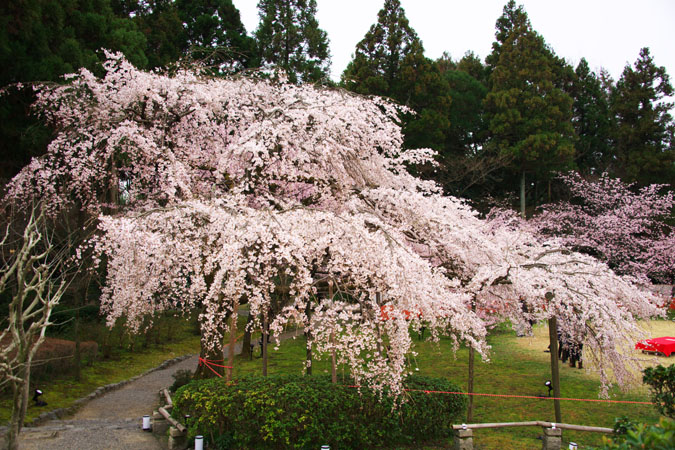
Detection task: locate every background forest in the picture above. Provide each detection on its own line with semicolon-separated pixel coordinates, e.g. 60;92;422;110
1;0;673;209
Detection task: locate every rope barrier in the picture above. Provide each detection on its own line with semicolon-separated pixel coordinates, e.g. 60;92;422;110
189;369;652;405
403;388;652;405
345;385;652;404
198;357;233;377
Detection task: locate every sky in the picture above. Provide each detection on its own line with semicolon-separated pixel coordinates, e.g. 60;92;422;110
232;0;675;83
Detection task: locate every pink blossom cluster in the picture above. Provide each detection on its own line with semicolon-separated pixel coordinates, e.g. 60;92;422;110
5;54;665;397
531;172;675;284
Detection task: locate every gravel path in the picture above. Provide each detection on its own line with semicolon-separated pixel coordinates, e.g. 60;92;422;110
16;355;199;450
13;328;303;449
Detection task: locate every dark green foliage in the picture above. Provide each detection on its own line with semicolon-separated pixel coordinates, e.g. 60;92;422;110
255;0;330;84
571;58;613;174
600;417;675;449
342;0;452;156
0;0;148;86
457;51;489;85
610;47;675;185
123;0;186;70
444;69;487;158
115;0;257;72
643;364;675;419
0;0;148;182
341;0;420;98
176;0;258;73
173;374;467;449
484;1;574;213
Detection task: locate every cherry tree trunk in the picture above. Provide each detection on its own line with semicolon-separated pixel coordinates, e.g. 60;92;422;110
226;298;240;381
194;313;226;379
241;314;253;359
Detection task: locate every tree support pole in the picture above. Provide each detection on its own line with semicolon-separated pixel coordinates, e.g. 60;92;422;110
467;297;476;422
329;281;336;384
548;317;562;423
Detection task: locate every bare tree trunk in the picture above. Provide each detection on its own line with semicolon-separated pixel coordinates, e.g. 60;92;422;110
1;205;68;450
7;353;31;450
520;170;526;218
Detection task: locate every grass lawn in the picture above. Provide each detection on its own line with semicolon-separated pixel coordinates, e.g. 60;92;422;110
4;307;672;449
227;320;672;449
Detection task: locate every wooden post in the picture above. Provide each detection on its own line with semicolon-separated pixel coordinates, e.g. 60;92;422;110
226;297;239;381
329;281;336;384
467;346;475;422
262;312;268;377
548;317;562;423
467;297;476;422
305;301;312;375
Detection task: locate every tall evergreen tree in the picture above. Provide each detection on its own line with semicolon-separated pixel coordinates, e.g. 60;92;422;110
114;0;257;72
444;68;487;159
571;58;613;175
610;47;674;185
120;0;186;70
342;0;452;153
176;0;258;73
341;0;419;98
457;51;489;85
485;0;575;216
0;0;148;183
255;0;330;84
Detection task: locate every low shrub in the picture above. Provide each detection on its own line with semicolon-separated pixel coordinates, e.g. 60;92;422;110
173;374;466;449
600;417;675;449
643;364;675;419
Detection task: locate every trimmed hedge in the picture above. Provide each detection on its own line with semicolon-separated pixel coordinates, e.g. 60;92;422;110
173;374;467;449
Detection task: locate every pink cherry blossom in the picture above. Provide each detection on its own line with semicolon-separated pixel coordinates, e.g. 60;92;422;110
4;54;664;397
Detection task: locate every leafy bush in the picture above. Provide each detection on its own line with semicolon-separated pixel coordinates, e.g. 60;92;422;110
173;374;467;449
643;364;675;418
600;417;675;449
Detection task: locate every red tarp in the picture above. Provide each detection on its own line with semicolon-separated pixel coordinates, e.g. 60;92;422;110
635;337;675;357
